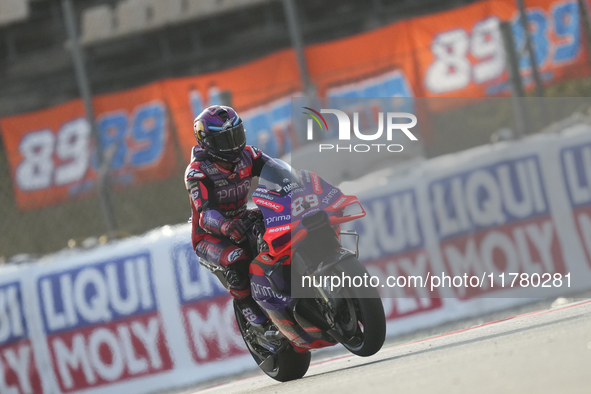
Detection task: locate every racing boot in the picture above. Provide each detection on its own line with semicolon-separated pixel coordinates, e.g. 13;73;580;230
225;263;269;326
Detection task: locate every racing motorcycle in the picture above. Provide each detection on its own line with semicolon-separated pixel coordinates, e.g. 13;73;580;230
200;159;386;382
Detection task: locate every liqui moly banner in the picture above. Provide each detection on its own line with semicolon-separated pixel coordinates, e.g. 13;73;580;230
0;280;43;394
561;139;591;265
426;154;568;298
417;130;591;299
171;242;247;364
36;252;173;392
554;125;591;278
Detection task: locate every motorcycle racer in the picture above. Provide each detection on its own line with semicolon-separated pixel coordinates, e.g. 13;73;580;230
184;105;271;326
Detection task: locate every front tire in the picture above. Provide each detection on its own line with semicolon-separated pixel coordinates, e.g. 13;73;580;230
264;346;311;382
329;257;386;357
233;300;311;381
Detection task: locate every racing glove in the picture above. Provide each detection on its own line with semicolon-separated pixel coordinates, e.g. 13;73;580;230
221;219;248;243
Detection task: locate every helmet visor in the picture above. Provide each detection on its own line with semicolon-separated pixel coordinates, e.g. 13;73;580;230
203;124;246;152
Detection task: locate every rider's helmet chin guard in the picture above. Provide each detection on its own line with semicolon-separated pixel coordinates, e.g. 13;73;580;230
194;105;246;164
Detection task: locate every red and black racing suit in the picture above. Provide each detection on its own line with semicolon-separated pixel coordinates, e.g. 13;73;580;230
185;145;270;302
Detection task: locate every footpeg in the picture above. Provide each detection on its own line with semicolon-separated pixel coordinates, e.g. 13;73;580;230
264;329;284;341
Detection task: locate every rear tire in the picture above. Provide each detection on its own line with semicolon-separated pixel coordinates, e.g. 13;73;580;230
329;257;386;357
233;300;311;381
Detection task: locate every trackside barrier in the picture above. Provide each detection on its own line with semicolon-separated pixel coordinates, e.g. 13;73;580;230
2;126;591;393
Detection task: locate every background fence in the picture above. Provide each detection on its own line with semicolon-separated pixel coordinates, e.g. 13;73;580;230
3;0;591;261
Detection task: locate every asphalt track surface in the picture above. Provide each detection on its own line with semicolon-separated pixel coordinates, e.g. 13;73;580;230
191;300;591;394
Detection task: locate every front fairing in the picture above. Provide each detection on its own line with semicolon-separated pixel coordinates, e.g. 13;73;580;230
252;166;346;255
289;170;346;230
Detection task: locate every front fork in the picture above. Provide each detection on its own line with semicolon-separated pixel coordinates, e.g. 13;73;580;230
292;230;360;336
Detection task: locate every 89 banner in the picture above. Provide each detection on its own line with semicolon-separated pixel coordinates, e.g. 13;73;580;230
0;84;176;210
416;0;589;98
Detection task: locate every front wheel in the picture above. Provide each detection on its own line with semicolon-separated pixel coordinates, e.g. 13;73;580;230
328;257;386;357
233;300;311;382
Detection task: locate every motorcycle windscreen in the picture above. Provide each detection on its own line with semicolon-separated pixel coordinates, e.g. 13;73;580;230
258;159;303;196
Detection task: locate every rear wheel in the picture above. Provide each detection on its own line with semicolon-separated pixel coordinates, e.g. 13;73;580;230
327;257;386;356
233;301;311;381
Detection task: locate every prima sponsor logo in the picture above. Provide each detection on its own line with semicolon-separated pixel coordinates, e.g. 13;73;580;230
303;108;417;153
265;214;290;225
268;225;290;233
251;282;287;301
236;179;251;194
323;188;340;205
216;179;250;200
287;188;304;198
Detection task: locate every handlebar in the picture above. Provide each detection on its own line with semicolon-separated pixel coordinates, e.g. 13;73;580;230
236;209;264;244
